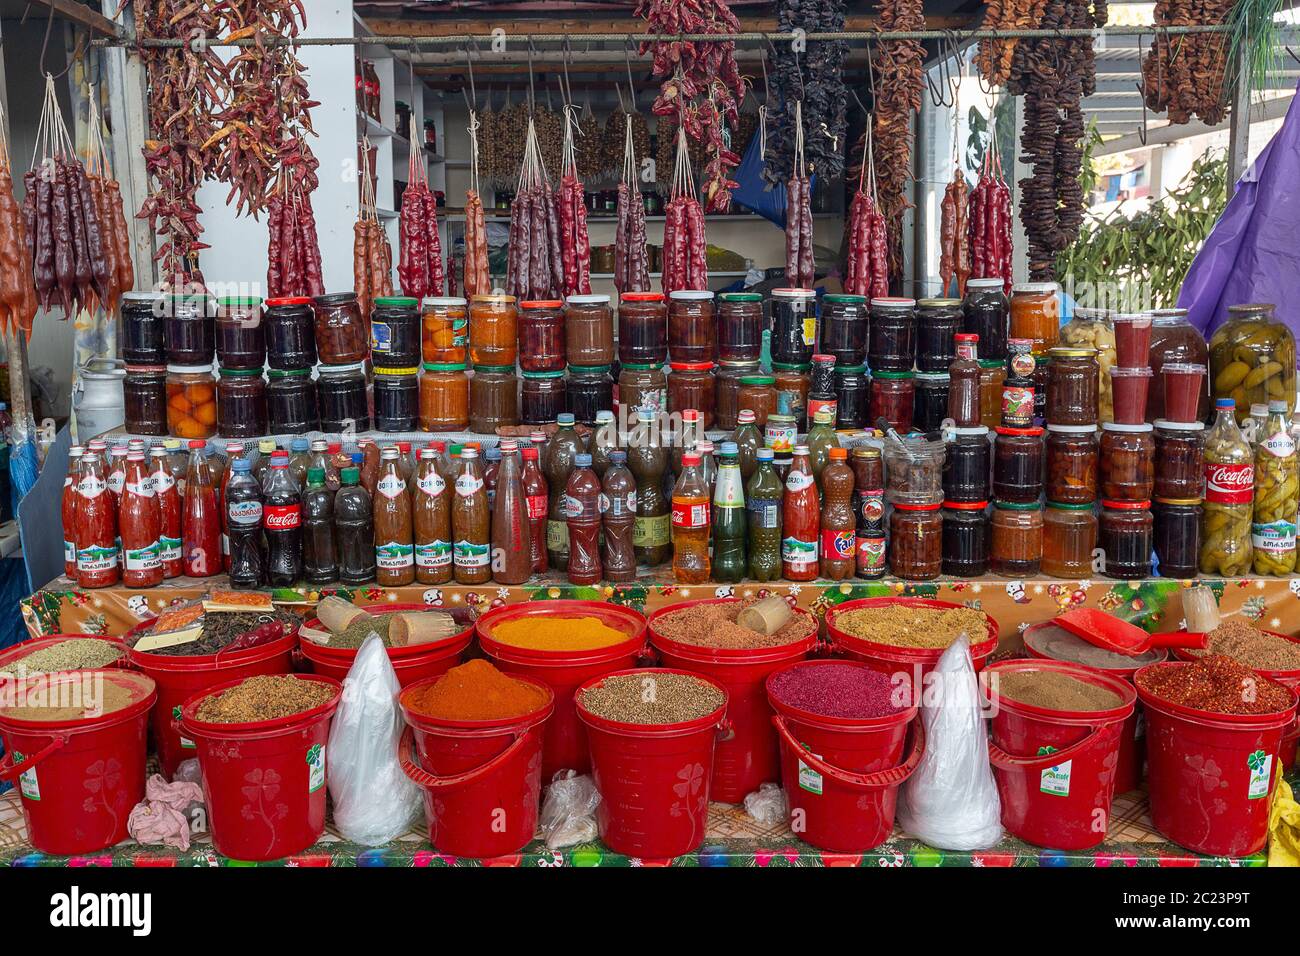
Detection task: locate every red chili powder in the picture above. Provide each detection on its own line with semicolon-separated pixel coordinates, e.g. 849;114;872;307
1136;655;1294;716
769;664;907;719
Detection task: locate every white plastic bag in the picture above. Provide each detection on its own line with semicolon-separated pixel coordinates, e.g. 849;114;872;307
539;771;600;849
743;783;788;826
327;633;422;845
895;634;1003;850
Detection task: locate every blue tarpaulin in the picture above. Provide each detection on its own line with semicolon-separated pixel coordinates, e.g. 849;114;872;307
728;130;814;229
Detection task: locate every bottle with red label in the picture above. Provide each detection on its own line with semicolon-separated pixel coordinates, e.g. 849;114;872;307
1200;397;1254;576
782;444;819;581
74;444;119;588
62;445;84;577
491;440;533;585
414;447;452;584
263;457;303;586
150;447;183;578
671;452;711;584
120;451;163;588
182;440;221;578
521;445;549;574
819;447;855;580
226;457;265;589
565;453;604;585
374;446;415;586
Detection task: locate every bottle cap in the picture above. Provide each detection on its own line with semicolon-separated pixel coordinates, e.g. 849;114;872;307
757;448;774;461
1269;399;1289;413
1215;398;1235;409
306;467;324;483
610;450;627;464
419;448;435;459
291;438;309;452
737;410;756;424
829;447;847;460
596;410;615;423
340;466;359;484
683;453;701;466
310;439;328;451
232;458;251;472
258;439;276;453
486;446;502;460
500;439;518;452
351;452;364;464
381;446;400;459
522;446;539;459
188;439;205;449
557;413;576;425
462;447;479;459
575;453;593;467
720;442;738;455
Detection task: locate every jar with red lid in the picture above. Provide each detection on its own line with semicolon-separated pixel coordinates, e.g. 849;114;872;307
717;292;764;363
991;500;1043;576
1045;424;1098;504
565;294;614;367
890;502;943;580
313;292;368;364
125;366;168;436
618;291;668;364
993;425;1045;503
1045;346;1099;425
518;300;566;372
668;361;716;428
264;296;317;370
522;370;567;425
1042;501;1098;577
216;368;267;439
1099;499;1154;579
737;375;778;428
715;361;760;430
869;371;914;433
1100;422;1155;501
942;500;990;576
1153;420;1204;500
668;290;716;363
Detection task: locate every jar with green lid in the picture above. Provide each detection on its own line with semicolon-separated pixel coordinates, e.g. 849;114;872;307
469;364;519;433
915;298;962;372
819;293;868;367
267;367;319;434
567;365;613;425
619;362;666;421
913;371;950;433
868;369;912;432
522;369;568;424
835;363;870;430
216;367;267;439
991;500;1044;576
1042;501;1097;577
215;295;265;370
718;292;764;363
773;361;811;429
737;374;778;428
668;361;716;428
374;365;419;432
420;362;469;431
371;295;421;368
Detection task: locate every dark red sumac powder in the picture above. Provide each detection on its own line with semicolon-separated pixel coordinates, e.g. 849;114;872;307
769;664;906;718
1136;655;1293;716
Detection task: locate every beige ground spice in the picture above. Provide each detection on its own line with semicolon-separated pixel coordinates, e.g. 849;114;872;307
653;599;816;650
1191;619;1300;671
195;675;334;723
994;670;1122;712
833;605;990;649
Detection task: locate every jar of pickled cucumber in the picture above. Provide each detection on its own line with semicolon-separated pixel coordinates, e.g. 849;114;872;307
1209;303;1295;425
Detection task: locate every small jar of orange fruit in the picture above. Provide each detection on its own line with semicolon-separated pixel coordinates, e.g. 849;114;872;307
166;364;217;439
422;295;468;364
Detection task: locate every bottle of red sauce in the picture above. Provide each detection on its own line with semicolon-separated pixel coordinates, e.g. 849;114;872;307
781;444;820;581
183;440;222;577
121;450;163;588
150;446;183;579
74;444;119;588
61;445;84;577
521;445;549;574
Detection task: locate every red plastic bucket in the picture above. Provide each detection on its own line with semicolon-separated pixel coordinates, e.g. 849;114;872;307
1023;620;1166;793
981;659;1136;850
398;673;554;859
576;668;729;859
1135;661;1297;857
0;634;131;682
299;603;475;687
477;600;647;779
648;598;817;803
179;674;342;861
826;597;999;687
0;670;156;854
765;659;923;852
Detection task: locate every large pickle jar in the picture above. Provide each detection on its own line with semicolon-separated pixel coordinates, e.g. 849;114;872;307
1209;303;1295;424
1059;308;1115;422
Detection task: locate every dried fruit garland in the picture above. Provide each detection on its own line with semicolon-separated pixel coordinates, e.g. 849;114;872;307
462;112;490;298
766;0;848;183
784;103;815;289
968;142;1013;292
0;108;37;336
398;115;445;301
939;167;971;297
844;127;887;299
662;128;709;294
637;0;747;213
1141;0;1232;125
506;119;562;300
975;0;1051;89
558;108;593;298
354;136;393;324
615;114;651;295
85;94;135;317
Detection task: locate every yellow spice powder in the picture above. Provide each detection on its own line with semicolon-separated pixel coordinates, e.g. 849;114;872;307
491;616;630;651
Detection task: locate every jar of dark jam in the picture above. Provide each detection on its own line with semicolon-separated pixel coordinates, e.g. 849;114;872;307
1154;498;1201;578
773;362;811;429
267;368;319;434
668;361;716;429
522;370;568;425
890;503;943;580
942;501;990;576
122;292;166;365
868;297;917;372
619;363;666;420
216;368;267;439
373;366;419;432
215;296;266;370
1033;355;1051;425
618;291;668;364
916;298;962;372
737;375;778;428
313;292;369;365
1153;420;1204;500
806;354;838;424
567;365;613;425
913;372;950;433
770;288;817;365
668;290;716;363
835;364;870;430
123;365;168;436
962;278;1009;360
370;296;421;368
1099;422;1155;502
991;500;1044;576
470;365;519;432
317;361;370;432
819;293;868;367
717;292;764;363
715;360;759;430
1099;499;1154;579
943;425;991;503
993;425;1045;503
519;300;566;372
868;370;913;433
264;296;318;370
1045;424;1098;504
1045;346;1100;426
164;293;215;365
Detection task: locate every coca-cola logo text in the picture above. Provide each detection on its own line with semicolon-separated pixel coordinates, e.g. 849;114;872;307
263;505;302;530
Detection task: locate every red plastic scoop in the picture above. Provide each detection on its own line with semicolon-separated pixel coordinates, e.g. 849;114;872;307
1054;608;1209;657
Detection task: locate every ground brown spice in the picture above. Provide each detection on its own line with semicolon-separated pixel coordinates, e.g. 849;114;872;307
834;605;991;649
994;670;1123;712
195;675;335;723
1190;619;1300;671
580;672;725;724
0;681;136;722
653;599;816;650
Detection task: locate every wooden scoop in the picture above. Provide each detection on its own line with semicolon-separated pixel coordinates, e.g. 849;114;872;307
316;596;370;633
390;611;462;647
737;596;793;636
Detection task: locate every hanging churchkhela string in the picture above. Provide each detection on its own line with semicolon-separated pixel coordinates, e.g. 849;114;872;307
615;113;651;294
938;106;971;298
84;89;135;318
462;110;490;297
844;123;887;300
354;135;394;325
398;114;445;300
558;105;593;297
968;132;1013;294
661;127;708;295
0;102;38;336
784;101;814;289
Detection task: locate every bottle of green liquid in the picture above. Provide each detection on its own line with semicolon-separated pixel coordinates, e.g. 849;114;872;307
712;442;747;582
746;448;783;581
806;408;840;487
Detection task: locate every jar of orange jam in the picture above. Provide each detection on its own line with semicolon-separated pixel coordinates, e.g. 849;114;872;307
420;362;469;431
422;296;468;364
166;364;217;439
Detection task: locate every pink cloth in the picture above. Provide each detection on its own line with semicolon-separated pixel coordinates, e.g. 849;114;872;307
127;773;205;851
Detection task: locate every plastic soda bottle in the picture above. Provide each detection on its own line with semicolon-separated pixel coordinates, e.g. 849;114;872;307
782;444;819;581
819;447;856;580
711;442;747;583
226;457;266;589
671;452;711;583
1201;398;1254;576
746;448;783;582
601;450;637;582
565;452;604;585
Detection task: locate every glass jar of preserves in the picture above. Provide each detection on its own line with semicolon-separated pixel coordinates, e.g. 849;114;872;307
913;372;950;433
567;365;613;425
869;297;917;372
993;426;1045;504
164;294;215;365
668;361;716;428
979;359;1006;429
1060;307;1115;423
806;354;838;424
962;278;1009;360
1154;498;1202;578
943;425;991;503
266;368;319;434
519;300;566;372
264;296;318;370
1208;302;1295;424
715;360;760;430
124;365;168;436
883;434;946;505
470;293;519;367
668;290;717;363
216;368;267;439
522;370;567;425
1147;308;1208;423
122;292;166;365
737;375;778;428
869;370;914;433
1045;424;1098;504
773;362;811;429
469;365;519;433
991;500;1044;576
619;363;666;420
770;288;817;365
835;364;870;430
370;296;421;368
1010;282;1060;354
1042;501;1098;578
313;292;368;364
1034;355;1051;426
421;295;468;364
1154;420;1205;500
214;296;266;371
565;294;614;367
718;292;764;363
942;501;990;576
166;364;217;439
420;363;469;431
1099;499;1153;579
890;503;943;580
317;361;370;432
819;293;868;367
1100;422;1155;502
374;366;419;432
916;298;962;372
1045;346;1099;426
618;291;668;364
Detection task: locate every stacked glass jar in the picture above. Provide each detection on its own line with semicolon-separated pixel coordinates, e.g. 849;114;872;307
422;296;470;431
1152;336;1207;579
265;295;321;434
213;295;268;439
315;291;371;433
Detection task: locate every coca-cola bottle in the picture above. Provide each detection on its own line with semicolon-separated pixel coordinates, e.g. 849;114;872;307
226;457;266;589
263;457;303;586
1201;397;1254;576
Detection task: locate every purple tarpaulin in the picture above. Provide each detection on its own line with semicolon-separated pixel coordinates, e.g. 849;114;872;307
1177;83;1300;341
